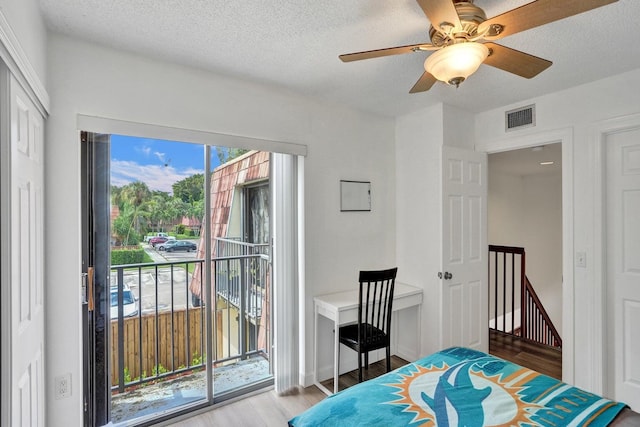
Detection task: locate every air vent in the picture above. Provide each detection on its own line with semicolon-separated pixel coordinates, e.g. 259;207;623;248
505;104;535;131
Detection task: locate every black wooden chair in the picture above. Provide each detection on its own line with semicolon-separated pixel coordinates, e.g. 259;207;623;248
338;267;398;383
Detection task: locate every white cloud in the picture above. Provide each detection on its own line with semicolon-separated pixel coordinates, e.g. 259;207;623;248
111;159;204;194
154;151;166;163
134;145;152;157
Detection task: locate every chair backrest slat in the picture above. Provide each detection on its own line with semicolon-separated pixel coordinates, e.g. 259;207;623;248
357;268;398;342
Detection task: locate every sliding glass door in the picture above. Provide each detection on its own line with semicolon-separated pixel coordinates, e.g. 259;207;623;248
81;133;293;425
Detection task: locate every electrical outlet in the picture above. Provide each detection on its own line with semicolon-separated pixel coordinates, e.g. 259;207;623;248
55;373;71;400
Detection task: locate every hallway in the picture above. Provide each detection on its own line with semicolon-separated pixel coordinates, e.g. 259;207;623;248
489;329;562;380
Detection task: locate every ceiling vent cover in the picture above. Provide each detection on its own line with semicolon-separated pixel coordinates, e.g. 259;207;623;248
505;104;535;131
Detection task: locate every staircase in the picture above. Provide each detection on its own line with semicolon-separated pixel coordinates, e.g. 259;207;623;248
488;245;562;378
488;245;562;348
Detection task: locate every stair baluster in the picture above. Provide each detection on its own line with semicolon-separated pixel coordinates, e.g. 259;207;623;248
488;245;562;349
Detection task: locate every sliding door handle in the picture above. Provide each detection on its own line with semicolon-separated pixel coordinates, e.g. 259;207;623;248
87;267;95;312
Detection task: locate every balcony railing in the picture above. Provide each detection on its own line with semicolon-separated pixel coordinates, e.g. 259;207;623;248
110;239;271;394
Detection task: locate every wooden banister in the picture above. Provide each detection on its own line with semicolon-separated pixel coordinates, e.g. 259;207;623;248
488;245;561;349
523;276;562;348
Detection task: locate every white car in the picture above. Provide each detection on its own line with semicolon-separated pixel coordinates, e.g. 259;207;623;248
110;286;139;319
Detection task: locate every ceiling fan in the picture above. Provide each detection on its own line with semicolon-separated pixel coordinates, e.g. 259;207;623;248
339;0;618;93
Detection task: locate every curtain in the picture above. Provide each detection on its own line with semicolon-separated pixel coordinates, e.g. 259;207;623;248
271;153;301;393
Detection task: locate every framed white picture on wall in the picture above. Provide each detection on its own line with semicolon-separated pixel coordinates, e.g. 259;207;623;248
340;180;371;212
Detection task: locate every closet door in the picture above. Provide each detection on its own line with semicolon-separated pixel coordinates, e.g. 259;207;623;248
5;69;46;426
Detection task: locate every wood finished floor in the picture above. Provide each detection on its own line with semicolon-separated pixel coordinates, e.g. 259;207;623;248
320;354;409;393
161;338;562;426
166;386;326;427
164;356;407;426
489;329;562;380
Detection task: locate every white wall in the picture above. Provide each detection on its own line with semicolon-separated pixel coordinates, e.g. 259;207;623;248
45;34;396;425
443;103;475;149
488;168;563;330
0;0;47;82
395;103;476;357
521;172;563;329
476;68;640;394
488;170;525;248
395;104;444;357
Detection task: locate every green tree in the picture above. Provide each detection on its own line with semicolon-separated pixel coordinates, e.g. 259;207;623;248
112;210;131;245
145;191;171;232
188;199;204;223
172;173;204;203
163;198;189;226
112;204;143;245
216;147;249;164
110;181;154;243
120;181;151;208
111;185;124;208
185;199;204;236
111;177;206;243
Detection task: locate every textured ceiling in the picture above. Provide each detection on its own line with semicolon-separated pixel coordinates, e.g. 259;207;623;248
37;0;640;117
490;143;561;176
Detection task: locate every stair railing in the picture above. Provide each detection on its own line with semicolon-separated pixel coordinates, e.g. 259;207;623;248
488;245;562;348
522;276;562;348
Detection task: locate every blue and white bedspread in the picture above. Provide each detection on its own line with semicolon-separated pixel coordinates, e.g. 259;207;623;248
290;347;628;426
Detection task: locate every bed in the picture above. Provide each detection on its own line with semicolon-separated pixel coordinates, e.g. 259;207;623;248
290;347;640;426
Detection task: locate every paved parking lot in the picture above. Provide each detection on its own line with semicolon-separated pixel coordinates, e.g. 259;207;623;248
144;240;200;263
111;241;201;314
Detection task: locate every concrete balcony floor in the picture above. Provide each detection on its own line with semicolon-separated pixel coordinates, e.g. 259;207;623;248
112;355;271;424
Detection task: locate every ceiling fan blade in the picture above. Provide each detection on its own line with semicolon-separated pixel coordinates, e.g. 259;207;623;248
339;43;436;62
409;71;438;93
479;0;618;40
483;43;552;79
416;0;461;30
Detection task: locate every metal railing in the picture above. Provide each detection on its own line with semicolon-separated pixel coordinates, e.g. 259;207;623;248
213;237;270;363
109;240;271;393
215;236;269;257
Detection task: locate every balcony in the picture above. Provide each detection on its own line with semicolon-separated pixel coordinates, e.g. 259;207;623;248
109;239;271;424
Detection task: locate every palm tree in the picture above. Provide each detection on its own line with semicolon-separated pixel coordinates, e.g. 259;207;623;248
118;181;152;241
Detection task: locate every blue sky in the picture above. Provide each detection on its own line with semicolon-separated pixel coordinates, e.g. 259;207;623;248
110;135;223;194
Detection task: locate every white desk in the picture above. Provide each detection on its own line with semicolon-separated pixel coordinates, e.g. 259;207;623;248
313;282;423;395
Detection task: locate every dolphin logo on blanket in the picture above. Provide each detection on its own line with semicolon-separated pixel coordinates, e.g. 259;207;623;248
420;359;492;427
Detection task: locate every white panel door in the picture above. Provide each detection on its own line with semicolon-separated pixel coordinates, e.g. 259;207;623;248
10;76;45;426
607;127;640;411
441;146;488;351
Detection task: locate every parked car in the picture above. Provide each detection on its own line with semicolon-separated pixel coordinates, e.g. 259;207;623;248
144;232;169;242
149;236;168;247
164;240;197;252
156;240;172;251
156;239;180;250
110;286;139;319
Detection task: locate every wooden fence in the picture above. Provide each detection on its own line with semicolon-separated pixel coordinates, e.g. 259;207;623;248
111;307;205;387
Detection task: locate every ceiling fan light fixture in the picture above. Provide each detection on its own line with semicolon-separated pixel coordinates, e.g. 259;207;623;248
424;42;489;87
